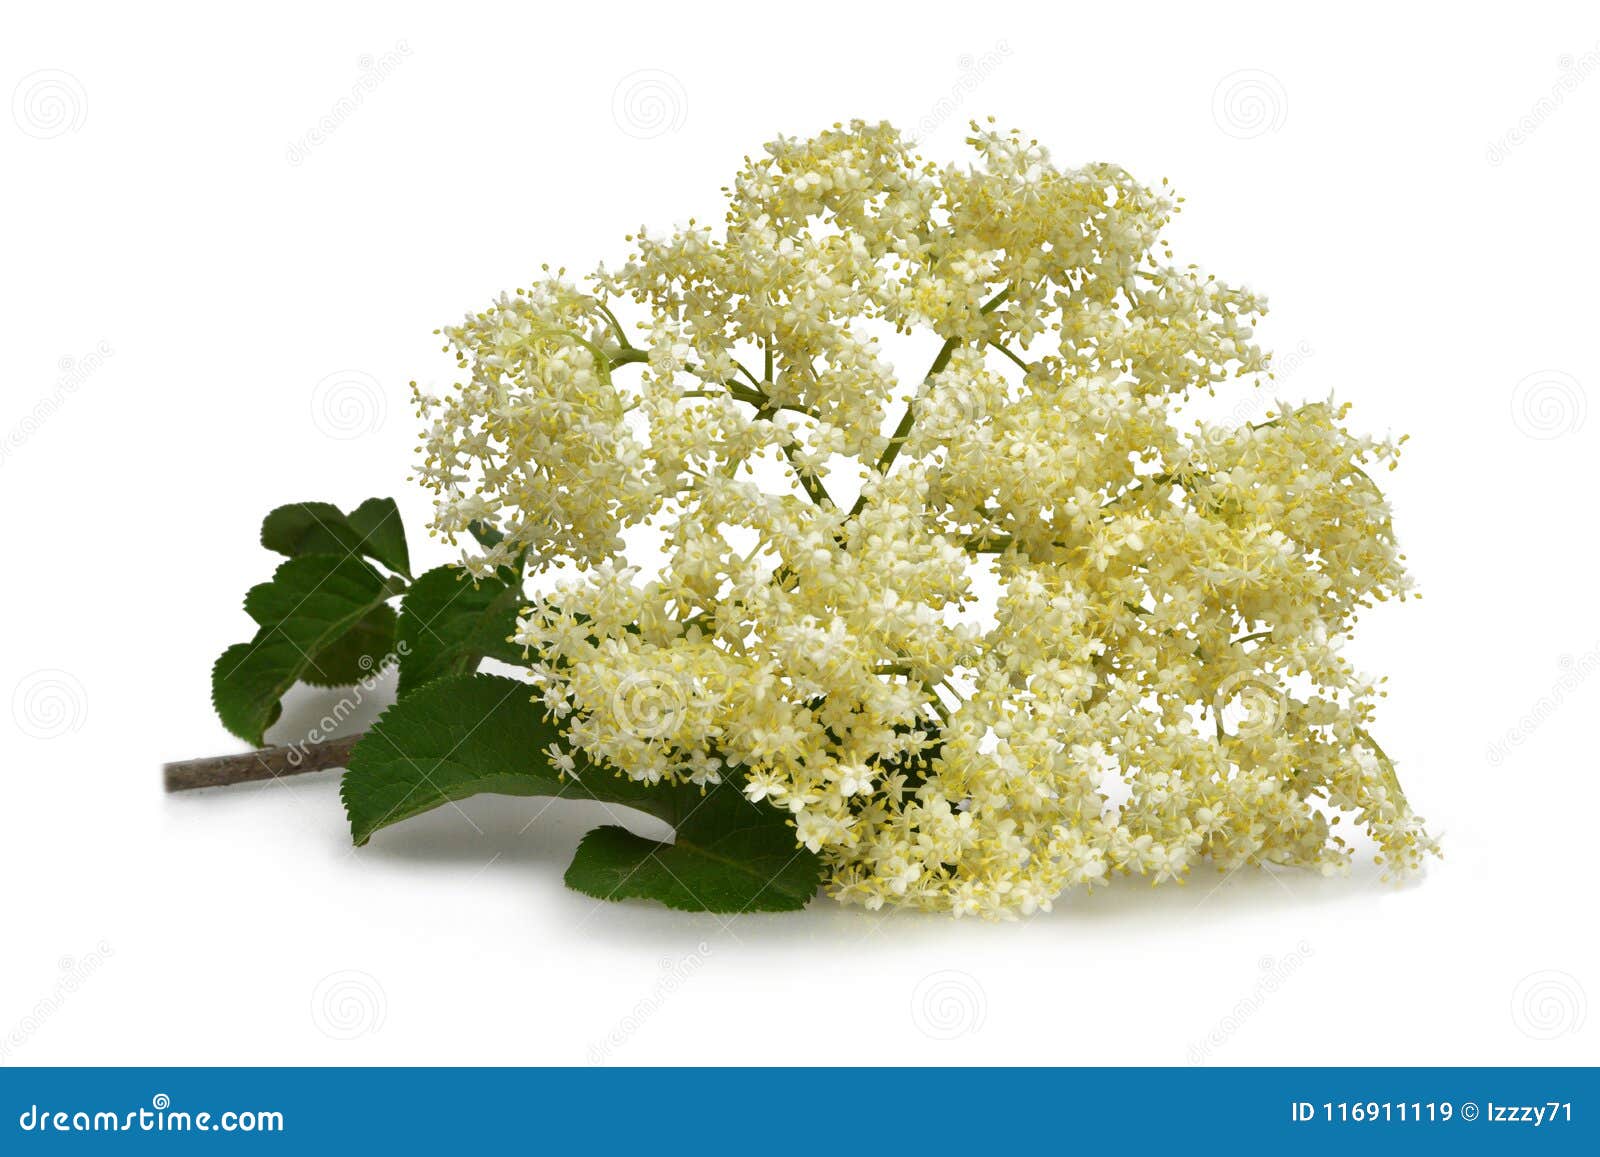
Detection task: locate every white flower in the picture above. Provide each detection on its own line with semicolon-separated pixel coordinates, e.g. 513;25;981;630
544;743;577;778
416;119;1429;917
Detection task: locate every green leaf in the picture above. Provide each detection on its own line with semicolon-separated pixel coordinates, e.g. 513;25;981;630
341;674;571;846
342;673;636;844
344;498;411;576
465;519;529;588
467;520;504;550
303;604;398;688
341;674;819;912
261;498;411;577
395;566;527;697
563;787;820;912
213;554;403;745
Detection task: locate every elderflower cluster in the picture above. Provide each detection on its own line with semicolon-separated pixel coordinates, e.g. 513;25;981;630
414;119;1435;918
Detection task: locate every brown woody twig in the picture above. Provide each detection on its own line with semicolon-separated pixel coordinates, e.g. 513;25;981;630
163;734;363;792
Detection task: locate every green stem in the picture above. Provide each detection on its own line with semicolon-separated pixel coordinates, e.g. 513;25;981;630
734;359;763;389
606;345;826;503
778;442;836;509
987;340;1030;373
598;301;634;350
849;286;1010;520
965;534;1013;552
1353;727;1413;810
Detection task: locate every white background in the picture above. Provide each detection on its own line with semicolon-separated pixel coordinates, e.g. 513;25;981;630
3;1;1596;1066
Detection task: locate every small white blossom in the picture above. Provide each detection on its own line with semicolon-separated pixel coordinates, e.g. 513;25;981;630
414;119;1432;916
